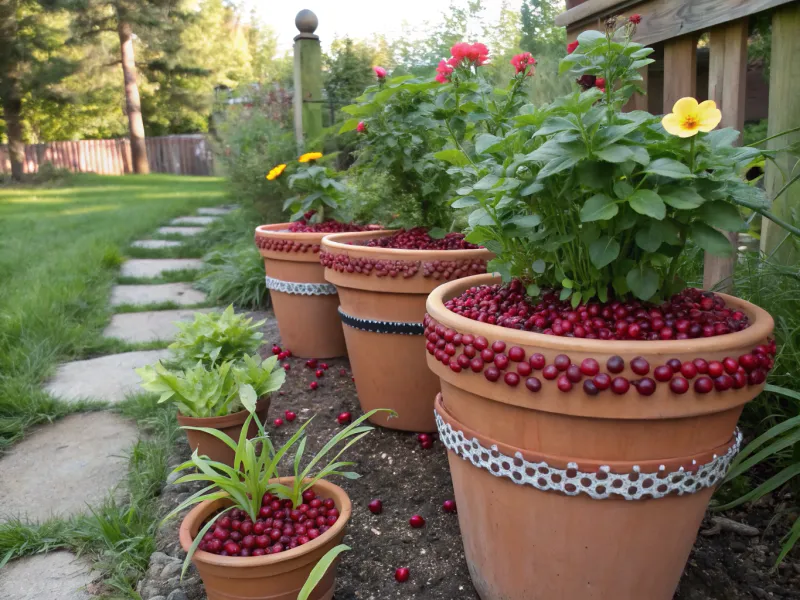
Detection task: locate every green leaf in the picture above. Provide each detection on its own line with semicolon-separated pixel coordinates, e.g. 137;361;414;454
238;384;257;414
613;180;634;199
298;545;351;600
690;222;734;256
696;201;746;232
451;196;479;208
577;30;606;44
475;133;504;154
589;236;620;269
427;227;447;239
562;278;573;289
338;118;361;134
531;259;546;274
643;158;694;179
580;194;618;222
526;283;541;297
626;265;659;300
434;149;470;166
534;117;578;137
559;287;572;301
510;214;542;229
629;190;666;220
595;145;634;163
520;181;544;196
473;174;500;190
635;225;662;252
468;208;495;227
537;155;581;179
661;187;706;209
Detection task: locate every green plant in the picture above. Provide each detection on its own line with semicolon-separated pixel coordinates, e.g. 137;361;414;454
164;407;395;581
281;154;351;223
168;305;265;367
197;244;270;310
136;354;285;418
715;384;800;567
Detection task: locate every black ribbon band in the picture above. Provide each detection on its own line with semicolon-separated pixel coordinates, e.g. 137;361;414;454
338;307;425;335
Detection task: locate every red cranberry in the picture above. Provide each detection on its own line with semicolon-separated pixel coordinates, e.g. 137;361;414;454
508;346;526;362
525;377;542;392
470;357;484;373
530;353;546;370
272;345;282;355
579;358;599;377
606;356;625;373
494;354;510;370
553;354;571;371
542;365;559;380
680;362;697;379
336;412;352;425
635;377;656;396
484;367;501;382
239;521;253;536
491;340;507;353
722;357;739;374
270;543;284;554
693;358;709;374
442;500;457;513
592;373;611;390
630;357;649;375
666;358;682;372
566;365;582;383
516;361;532;376
557;375;573;392
315;369;324;378
669;376;689;394
707;361;724;378
610;377;630;395
694;376;714;394
732;371;747;389
284;411;297;422
738;354;758;371
273;418;284;427
251;548;265;556
474;336;489;350
409;515;426;528
224;541;241;555
213;527;229;540
309;381;319;390
307;529;320;540
241;535;256;549
481;348;495;363
504;372;520;386
748;369;766;385
653;365;673;382
583;380;599;396
218;516;232;529
306;359;317;368
368;499;383;514
395;567;410;583
714;375;734;391
421;439;433;449
302;490;315;503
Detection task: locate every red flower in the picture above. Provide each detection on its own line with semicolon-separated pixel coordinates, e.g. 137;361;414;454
595;77;606;88
373;66;387;79
450;41;489;66
510;52;537;75
450;42;472;62
567;40;579;54
629;14;642;24
356;121;366;133
435;59;454;84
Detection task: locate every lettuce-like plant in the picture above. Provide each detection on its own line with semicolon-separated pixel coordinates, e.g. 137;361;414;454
282;155;351;223
136;355;285;418
168;305;265;368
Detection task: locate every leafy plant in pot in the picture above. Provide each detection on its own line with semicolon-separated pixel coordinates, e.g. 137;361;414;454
166;408;393;600
257;153;372;359
137;354;285;465
320;65;494;432
423;20;791;600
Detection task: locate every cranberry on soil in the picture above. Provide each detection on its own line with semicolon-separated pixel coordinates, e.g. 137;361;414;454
444;282;751;339
284;410;297;422
368;499;383;514
395;567;410;583
336;412;352;425
355;227;479;251
409;515;426;528
442;500;457;513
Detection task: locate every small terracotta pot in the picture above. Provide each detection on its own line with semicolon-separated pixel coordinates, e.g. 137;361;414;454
255;224;346;359
177;397;271;466
426;274;774;600
179;478;351;600
321;231;492;432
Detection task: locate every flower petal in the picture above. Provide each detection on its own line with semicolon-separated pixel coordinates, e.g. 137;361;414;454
697;101;722;132
671;97;699;119
661;113;685;136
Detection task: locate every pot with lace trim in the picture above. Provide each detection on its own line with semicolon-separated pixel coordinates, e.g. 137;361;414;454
320;230;492;432
425;273;775;600
255;223;348;359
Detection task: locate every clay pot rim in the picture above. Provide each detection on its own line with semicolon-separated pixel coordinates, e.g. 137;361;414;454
255;223;381;243
426;274;774;354
434;393;737;472
322;230;492;260
175;397;271;428
179;477;352;568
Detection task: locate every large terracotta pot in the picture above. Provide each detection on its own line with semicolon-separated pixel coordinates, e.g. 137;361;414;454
255;224;346;359
321;231;492;432
177;397;270;466
425;274;775;600
179;478;351;600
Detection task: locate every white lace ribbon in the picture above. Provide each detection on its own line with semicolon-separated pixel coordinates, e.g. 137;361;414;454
265;275;337;296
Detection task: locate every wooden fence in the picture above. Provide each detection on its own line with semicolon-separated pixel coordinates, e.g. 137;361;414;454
0;134;214;176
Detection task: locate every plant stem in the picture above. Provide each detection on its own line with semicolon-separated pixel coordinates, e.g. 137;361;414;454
747;125;800;148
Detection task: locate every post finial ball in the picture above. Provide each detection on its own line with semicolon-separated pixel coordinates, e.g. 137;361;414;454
295;9;318;34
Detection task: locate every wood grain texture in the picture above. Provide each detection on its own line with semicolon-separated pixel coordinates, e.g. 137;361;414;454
663;35;697;112
557;0;796;46
623;65;649;112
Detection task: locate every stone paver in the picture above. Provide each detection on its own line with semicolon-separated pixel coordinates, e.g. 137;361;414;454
157;226;205;236
103;308;213;342
110;283;207;307
0;412;138;520
170;215;217;226
45;349;170;404
0;551;96;599
198;206;236;215
131;239;183;249
120;258;204;278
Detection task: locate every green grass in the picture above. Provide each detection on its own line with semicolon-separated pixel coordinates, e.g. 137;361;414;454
0;174;228;453
117;267;202;285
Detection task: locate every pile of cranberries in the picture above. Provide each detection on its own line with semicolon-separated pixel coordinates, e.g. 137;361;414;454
445;280;751;340
356;228;479;251
286;220;366;234
197;490;340;557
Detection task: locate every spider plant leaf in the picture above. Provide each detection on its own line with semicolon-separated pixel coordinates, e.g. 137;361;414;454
715;463;800;511
182;506;233;579
162;490;229;524
773;515;800;569
297;545;350;600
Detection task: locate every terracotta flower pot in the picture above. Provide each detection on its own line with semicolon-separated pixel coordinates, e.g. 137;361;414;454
177;397;271;466
425;274;775;600
321;231;492;432
255;224;347;359
179;478;351;600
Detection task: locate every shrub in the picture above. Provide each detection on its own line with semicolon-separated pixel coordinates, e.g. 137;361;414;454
197;244;269;311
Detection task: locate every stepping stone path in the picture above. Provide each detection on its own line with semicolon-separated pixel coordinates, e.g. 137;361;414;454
104;308;214;343
0;205;236;595
111;282;207;307
121;258;204;278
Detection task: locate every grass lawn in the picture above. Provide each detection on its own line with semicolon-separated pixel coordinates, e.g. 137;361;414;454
0;173;229;453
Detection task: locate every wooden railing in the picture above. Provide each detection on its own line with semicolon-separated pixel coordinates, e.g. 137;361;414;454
0;134;215;176
556;0;800;290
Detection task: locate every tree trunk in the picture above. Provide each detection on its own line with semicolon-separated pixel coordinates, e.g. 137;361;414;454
117;19;149;174
3;89;25;181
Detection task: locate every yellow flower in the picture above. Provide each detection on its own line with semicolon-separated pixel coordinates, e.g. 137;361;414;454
661;98;722;138
266;164;286;181
298;152;323;163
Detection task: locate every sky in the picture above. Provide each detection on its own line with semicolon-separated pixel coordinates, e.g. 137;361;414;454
255;0;523;52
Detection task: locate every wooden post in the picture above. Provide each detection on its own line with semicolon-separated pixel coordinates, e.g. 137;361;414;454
293;9;323;151
663;35;697;111
761;3;800;265
703;18;748;292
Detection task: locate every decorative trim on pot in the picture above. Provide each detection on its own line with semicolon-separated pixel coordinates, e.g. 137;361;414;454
338;307;425;336
255;235;321;254
265;275;337;296
435;409;742;501
319;250;488;281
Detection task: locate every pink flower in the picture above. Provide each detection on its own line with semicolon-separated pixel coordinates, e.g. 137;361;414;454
629;14;641;24
467;42;490;65
373;66;387;79
356;121;366;133
567;40;579;54
450;42;472;62
510;52;537;75
435;59;454;84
